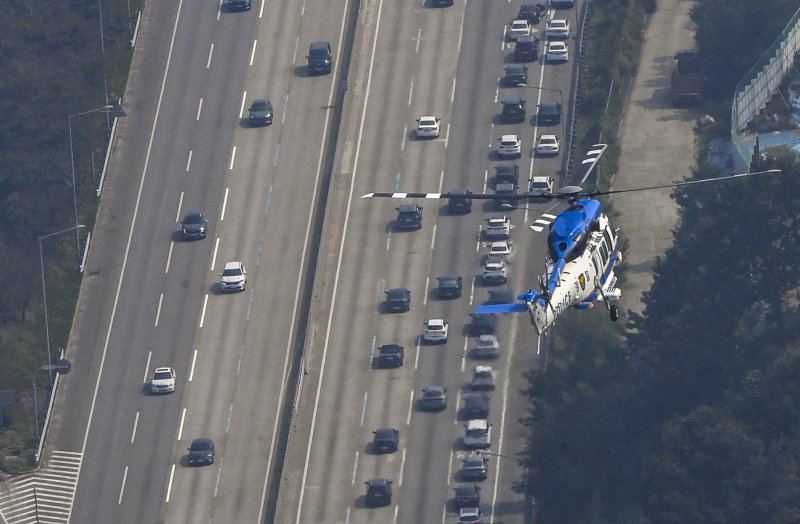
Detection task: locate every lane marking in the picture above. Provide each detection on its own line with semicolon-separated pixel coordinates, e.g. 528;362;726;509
438;170;445;193
165;464;175;502
292;36;299;64
446;449;454;485
256;234;265;266
229;146;237;170
130;412;139;443
246;289;255;320
206;43;214;68
369;336;376;370
430;224;437;251
351;451;359;485
360;392;368;427
226;403;234;433
220;188;229;220
239;90;248;119
236;345;245;375
143;351;152;383
199;294;209;328
414;341;420;370
177;408;186;441
398;447;407;486
282;94;289;124
165;241;174;273
189;349;198;381
400;125;407;151
273;143;281;166
259;0;265;17
196;98;203;121
265;185;273;216
451;77;457;104
175;191;184;222
445;122;450;148
423;276;430;306
185;150;192;172
155;293;163;327
461;337;468;372
118;466;128;504
469;275;476;305
210;237;220;270
415;28;422;54
454;391;461;424
407;77;414;106
406;390;414;425
213;458;223;497
249;40;257;66
216;0;222;19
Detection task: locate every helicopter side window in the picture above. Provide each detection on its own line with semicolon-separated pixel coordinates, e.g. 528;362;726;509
598;241;609;265
603;229;614;251
591;255;600;276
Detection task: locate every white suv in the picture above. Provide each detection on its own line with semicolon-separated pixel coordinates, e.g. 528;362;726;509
150;367;176;394
220;261;247;292
423;319;449;343
530;176;554;196
497;134;521;158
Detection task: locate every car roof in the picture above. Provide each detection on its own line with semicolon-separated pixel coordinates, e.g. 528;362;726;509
467;419;488;429
506;64;526;72
439;274;461;282
500;134;519;140
424;385;445;394
475;365;493;373
386;287;408;295
223;261;242;269
454;484;480;495
516;34;537;43
540;134;558;140
380;343;403;352
479;334;498;342
374;427;397;437
502;98;525;105
419;115;437;121
397;203;419;211
539;101;561;110
427;318;445;324
367;477;391;487
496;164;519;172
310;41;330;49
190;438;214;448
154;367;173;373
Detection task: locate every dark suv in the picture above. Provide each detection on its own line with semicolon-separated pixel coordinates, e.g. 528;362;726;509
537;101;562;125
181;210;207;239
377;344;404;367
494;164;520;187
385;288;411;312
514;35;539;61
395;204;422;230
501;98;526;123
448;189;472;214
437;275;463;299
503;65;528;87
494;183;519;210
307;41;332;75
365;478;393;506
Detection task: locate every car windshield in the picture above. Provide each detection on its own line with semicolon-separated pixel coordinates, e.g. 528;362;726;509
191;441;212;451
251;101;269;111
222;267;242;276
184;214;203;224
153;371;172;380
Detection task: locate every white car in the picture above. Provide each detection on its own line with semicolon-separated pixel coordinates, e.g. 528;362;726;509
459;507;483;524
508;19;531;40
423;319;449;343
485;216;511;240
220;261;247;292
416;116;441;138
463;419;492;449
497;134;521;158
488;240;512;256
545;19;570;39
546;41;569;62
530;176;554;195
150;367;176;394
536;134;560;156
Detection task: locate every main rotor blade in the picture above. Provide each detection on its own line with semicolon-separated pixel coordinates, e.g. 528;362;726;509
361;191;552;201
586;169;782;197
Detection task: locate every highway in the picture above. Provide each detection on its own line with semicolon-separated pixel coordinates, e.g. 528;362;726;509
0;0;583;523
277;1;581;523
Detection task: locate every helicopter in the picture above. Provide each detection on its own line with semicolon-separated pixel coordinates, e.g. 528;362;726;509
362;144;781;335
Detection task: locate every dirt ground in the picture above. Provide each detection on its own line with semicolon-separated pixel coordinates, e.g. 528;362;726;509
614;0;700;317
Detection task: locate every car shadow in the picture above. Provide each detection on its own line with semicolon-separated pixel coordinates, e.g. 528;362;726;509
170;230;185;242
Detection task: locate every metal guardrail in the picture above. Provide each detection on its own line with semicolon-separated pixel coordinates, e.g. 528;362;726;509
34;350;64;463
96;100;121;197
131;10;142;48
565;0;593;183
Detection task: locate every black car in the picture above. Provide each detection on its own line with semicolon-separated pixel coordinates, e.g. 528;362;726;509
187;438;215;466
448;189;473;214
500;98;526;123
248;98;273;126
453;485;481;510
307;41;332;75
537;101;562;125
377;344;404;367
514;35;539;61
181;209;207;239
494;164;520;187
462;394;490;419
420;385;447;411
467;313;497;336
461;454;489;481
437;275;463;299
365;478;393;506
395;204;422;229
504;65;528;87
517;3;546;23
551;0;575;8
384;288;410;312
494;183;519;210
430;0;454;5
227;0;252;11
372;427;399;453
487;288;515;305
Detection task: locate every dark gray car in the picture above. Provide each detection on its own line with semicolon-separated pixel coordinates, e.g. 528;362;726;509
248;99;273;126
384;288;411;312
420;385;447;411
181;210;207;239
187;438;215;466
372;427;399;453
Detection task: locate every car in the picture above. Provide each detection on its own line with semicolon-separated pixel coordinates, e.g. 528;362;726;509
384;288;411;312
187;438;215;466
536;134;561;156
430;0;454;6
307;41;332;74
448;189;473;214
461;453;489;481
467;313;497;336
416;115;441;138
377;344;404;368
482;263;508;285
423;319;449;343
545;18;570;39
503;64;528;87
550;0;575;8
372;427;399;453
470;365;497;391
484;216;511;240
514;35;540;61
473;334;500;359
395;204;422;230
508;19;531;40
150;367;176;394
462;393;490;419
482;254;506;270
517;3;545;23
545;41;569;62
463;419;492;449
530;175;554;195
420;385;447;411
219;261;247;292
459;507;483;524
497;134;521;158
486;288;515;305
180;209;207;239
437;275;463;299
248;98;273;126
537;101;563;125
494;183;518;210
453;485;481;509
487;240;512;256
365;478;393;506
227;0;251;11
494;164;520;186
500;98;526;123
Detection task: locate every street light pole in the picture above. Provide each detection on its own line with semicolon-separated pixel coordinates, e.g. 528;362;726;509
519;83;565;141
68;105;112;261
39;224;85;387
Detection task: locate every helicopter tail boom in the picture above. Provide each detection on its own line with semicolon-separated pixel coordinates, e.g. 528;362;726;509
474;302;529;314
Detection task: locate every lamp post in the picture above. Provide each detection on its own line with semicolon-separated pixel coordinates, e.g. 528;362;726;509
478;450;535;522
519;83;565;140
69;105;112;261
39;224;85;386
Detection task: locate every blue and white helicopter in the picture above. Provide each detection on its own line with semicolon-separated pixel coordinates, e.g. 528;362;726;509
362;144;780;335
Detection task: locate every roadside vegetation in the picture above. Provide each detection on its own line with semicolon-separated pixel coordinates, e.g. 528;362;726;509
522;0;800;521
0;0;142;472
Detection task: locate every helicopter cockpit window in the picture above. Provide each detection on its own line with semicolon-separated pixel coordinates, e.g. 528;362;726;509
602;229;614;252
